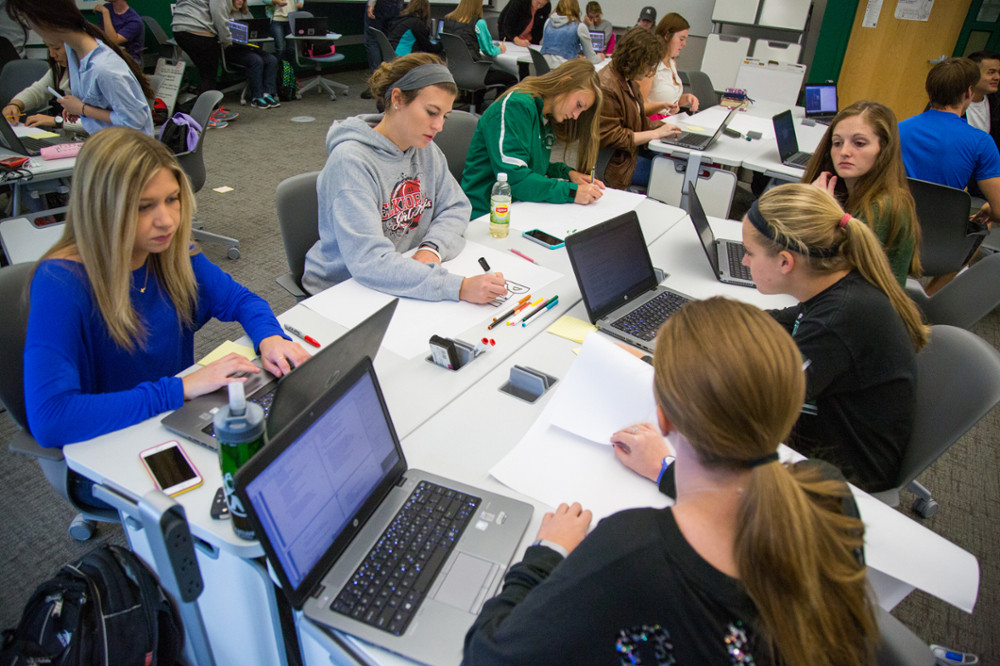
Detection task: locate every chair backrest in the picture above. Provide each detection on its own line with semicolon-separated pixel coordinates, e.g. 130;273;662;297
527;48;550;76
370;28;396;63
275;171;321;288
141;15;173;57
907;177;979;276
174;90;223;194
874;606;935;666
439;32;489;91
0;59;50;110
916;252;1000;330
434;109;479;182
897;324;1000;489
0;262;35;431
680;70;719;109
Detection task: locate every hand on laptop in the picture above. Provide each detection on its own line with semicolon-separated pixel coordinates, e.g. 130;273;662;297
611;422;672;482
536;502;592;554
654;122;682;140
182;352;260;400
260;335;311;377
810;171;838;197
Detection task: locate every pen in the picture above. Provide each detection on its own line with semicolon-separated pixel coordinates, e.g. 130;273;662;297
284;324;320;348
46;86;64;99
509;297;544;325
478;256;491;272
490;294;531;328
509;248;536;264
590;167;595;184
521;297;559;327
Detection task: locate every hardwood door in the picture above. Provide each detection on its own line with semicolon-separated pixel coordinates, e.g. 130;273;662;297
837;0;974;122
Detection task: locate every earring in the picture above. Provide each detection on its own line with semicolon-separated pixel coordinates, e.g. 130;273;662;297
393;104;398;110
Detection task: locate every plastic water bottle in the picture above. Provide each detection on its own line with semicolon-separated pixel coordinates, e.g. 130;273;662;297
490;172;511;238
215;382;266;541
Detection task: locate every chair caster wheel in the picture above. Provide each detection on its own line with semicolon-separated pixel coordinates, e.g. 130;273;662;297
69;515;96;541
912;497;938;518
227;247;241;260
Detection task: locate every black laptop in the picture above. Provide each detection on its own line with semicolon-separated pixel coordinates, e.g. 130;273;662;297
0;118;80;157
773;109;812;169
294;16;329;36
235;17;271;40
659;106;739;151
686;183;755;288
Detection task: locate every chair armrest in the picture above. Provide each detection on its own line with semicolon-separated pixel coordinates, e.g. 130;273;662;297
8;429;65;463
276;273;308;300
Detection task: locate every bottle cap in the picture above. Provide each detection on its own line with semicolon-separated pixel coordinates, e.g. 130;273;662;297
498;172;507;182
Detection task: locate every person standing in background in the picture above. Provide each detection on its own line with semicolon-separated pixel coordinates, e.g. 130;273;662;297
362;0;403;99
267;0;303;62
94;0;144;65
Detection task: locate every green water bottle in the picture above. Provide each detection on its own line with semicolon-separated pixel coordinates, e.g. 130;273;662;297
215;382;266;541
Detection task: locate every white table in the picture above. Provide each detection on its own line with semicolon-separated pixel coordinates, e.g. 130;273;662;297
0;213;64;264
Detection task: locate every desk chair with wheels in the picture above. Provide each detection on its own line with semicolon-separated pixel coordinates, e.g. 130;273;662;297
439;32;503;112
871;325;1000;518
288;11;349;100
433;109;478;182
527;48;549;76
369;27;396;63
219;46;250;106
0;59;50;112
274;171;320;300
0;263;119;540
907;178;985;276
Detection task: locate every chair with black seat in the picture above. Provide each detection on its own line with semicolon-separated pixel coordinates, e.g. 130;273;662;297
370;27;396;63
871;325;1000;518
433;109;478;182
527;48;549;76
288;11;349;100
905;252;1000;329
274;171;320;300
907;178;985;276
678;70;719;109
874;606;935;666
0;58;49;111
175;90;241;259
1;263;119;540
439;32;503;112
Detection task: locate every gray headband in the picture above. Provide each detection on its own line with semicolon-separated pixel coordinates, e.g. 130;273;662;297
384;64;455;100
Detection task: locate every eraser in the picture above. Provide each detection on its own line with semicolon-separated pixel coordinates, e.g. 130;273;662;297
746;130;762;141
801;118;817;127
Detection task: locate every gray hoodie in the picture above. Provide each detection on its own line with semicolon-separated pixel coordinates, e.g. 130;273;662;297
302;114;472;299
171;0;233;47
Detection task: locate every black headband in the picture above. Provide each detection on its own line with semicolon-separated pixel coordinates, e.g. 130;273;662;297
744;451;780;469
746;199;841;259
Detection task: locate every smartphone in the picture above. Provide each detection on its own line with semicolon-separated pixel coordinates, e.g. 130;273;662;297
522;229;565;249
139;440;203;497
0;156;29;169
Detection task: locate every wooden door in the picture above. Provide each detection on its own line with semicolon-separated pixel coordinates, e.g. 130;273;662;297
837;0;974;122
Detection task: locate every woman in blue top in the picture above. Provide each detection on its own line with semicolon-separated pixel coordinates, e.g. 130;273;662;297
24;128;310;448
539;0;603;69
7;0;154;136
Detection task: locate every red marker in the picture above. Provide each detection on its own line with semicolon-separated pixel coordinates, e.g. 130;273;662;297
284;324;320;348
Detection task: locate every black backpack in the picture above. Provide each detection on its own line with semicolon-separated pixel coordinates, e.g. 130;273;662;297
0;544;184;666
158;112;201;155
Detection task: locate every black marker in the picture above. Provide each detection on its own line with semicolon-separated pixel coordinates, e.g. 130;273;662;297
478;257;491;272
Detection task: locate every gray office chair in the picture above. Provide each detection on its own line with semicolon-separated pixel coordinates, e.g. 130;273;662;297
875;607;935;666
369;27;396;63
439;32;503;112
593;146;613;182
274;171;321;300
905;253;1000;329
871;325;1000;518
908;178;985;276
678;70;719;109
434;109;478;183
527;47;549;76
0;263;119;540
141;15;181;61
0;59;49;111
288;11;349;100
173;90;241;260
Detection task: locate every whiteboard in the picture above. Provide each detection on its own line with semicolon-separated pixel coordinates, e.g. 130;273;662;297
712;0;760;24
758;0;810;30
590;0;716;37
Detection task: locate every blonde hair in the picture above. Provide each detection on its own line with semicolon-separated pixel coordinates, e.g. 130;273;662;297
41;128;197;351
501;59;602;171
553;0;581;22
444;0;482;23
654;297;878;666
368;52;458;104
752;183;929;350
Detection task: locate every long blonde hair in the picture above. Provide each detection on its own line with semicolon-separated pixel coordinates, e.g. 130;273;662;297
41;127;198;351
654;297;877;666
752;183;929;350
444;0;482;23
500;58;602;171
553;0;581;22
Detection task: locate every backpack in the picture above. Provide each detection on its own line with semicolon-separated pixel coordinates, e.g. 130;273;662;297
151;98;169;126
0;544;184;666
278;59;298;102
158;111;201;155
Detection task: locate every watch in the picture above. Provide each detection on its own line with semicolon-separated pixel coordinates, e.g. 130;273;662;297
53;116;63;126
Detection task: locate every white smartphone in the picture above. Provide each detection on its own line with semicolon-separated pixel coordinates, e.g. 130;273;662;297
139;440;203;496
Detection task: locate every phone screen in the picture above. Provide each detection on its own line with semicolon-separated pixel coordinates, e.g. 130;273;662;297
142;444;199;492
524;229;564;247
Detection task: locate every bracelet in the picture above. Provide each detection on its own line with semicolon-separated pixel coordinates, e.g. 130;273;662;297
80;103;87;117
656;455;676;483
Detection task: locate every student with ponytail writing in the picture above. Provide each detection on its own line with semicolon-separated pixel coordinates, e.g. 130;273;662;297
464;297;878;665
740;183;928;492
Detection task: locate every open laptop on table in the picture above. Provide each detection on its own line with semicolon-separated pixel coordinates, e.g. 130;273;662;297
565;211;694;353
773;109;812;169
294;16;330;37
0;117;81;157
659;106;738;151
589;31;605;53
686;183;755;288
235;356;533;665
804;83;838;124
162;299;398;450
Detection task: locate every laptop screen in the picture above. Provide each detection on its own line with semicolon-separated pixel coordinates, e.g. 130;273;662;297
295;16;328;36
686;184;720;274
589;31;605;52
565;212;657;322
242;359;402;595
772;109;798;161
228;20;249;44
804;84;837;117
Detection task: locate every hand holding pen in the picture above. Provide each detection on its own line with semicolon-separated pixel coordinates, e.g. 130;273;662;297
459;257;506;304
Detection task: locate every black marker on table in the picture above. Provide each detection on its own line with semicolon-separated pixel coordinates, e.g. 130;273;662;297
478;257;491;272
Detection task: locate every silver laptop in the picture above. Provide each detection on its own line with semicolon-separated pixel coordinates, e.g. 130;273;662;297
686;183;755;288
161;299;398;450
235;357;532;665
659;106;739;151
565;211;694;353
0;117;80;157
804;83;837;123
773;109;812;168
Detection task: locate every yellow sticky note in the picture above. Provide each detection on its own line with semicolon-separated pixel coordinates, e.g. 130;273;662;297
198;340;256;366
30;130;59;138
546;315;597;343
682;125;707;132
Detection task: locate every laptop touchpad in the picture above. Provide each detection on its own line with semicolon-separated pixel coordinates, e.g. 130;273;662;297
430;553;499;612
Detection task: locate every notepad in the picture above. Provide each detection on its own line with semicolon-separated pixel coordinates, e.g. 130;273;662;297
198;340;256;366
546;315;597;343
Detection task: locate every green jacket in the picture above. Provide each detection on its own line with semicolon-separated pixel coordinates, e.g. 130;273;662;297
865;199;915;287
461;92;576;219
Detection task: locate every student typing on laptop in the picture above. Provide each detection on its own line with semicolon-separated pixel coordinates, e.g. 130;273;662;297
465;297;878;664
2;41;85;135
24;128;309;454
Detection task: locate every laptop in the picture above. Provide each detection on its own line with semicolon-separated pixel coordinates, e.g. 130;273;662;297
235;17;271;40
0;118;81;157
804;83;838;123
162;299;398;450
294;16;329;36
565;211;694;353
589;31;605;53
228;20;249;45
686;183;755;288
235;357;533;665
773;109;812;169
659;106;739;151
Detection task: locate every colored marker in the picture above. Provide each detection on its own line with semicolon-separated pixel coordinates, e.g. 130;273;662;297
521;296;559;326
478;256;491;272
509;248;536;264
589;167;595;184
509;297;544;325
490;294;531;329
284;324;320;348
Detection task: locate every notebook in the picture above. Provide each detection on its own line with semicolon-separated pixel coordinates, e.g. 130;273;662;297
773;109;812;169
235;357;533;665
235;17;271;40
686;183;755;288
565;211;694;353
589;30;605;53
0;118;81;157
161;299;398;450
294;16;329;36
228;20;249;45
804;83;838;123
659;106;739;151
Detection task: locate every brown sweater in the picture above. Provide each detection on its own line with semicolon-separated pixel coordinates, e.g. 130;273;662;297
598;65;652;189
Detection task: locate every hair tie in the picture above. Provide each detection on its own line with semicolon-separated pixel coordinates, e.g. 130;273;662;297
840;212;851;228
744;451;779;469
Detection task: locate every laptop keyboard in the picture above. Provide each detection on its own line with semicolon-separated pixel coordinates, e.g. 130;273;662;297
611;290;690;342
200;387;276;437
330;480;481;636
787;151;811;167
725;241;753;281
18;136;51;154
672;132;710;149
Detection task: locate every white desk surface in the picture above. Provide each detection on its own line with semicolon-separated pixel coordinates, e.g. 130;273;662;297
491;43;610;77
0;216;64;264
741;114;829;182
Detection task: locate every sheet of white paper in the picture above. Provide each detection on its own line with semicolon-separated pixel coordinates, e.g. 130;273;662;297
301;241;562;358
547;333;657;444
507;188;647;234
